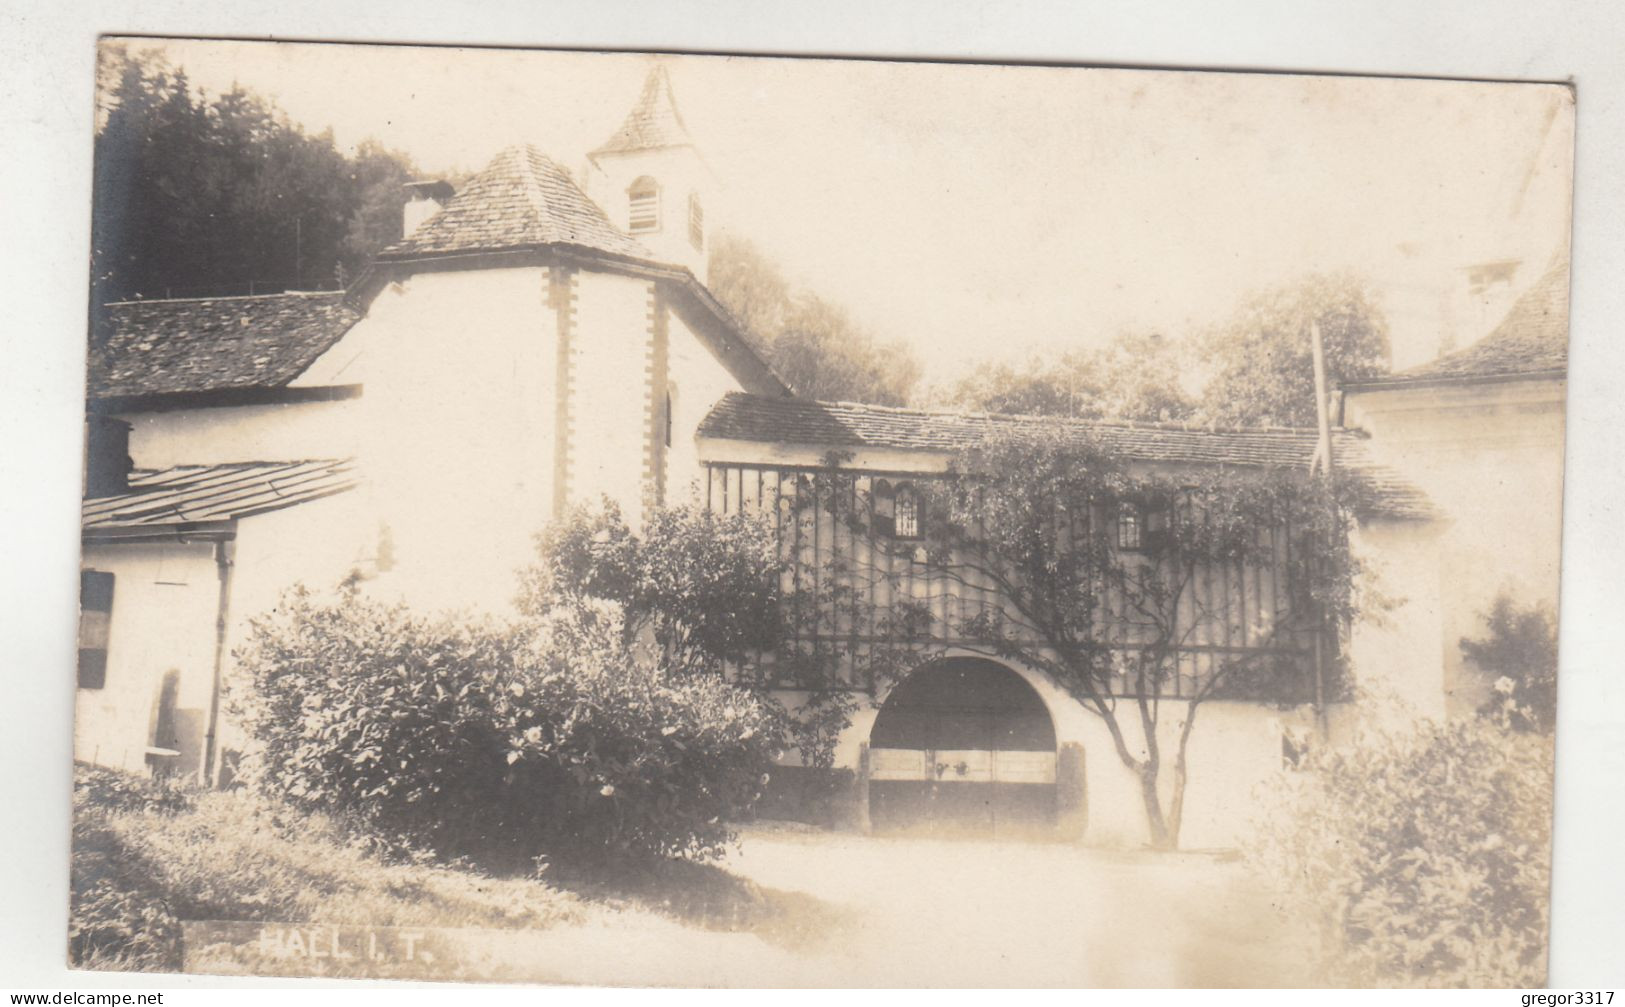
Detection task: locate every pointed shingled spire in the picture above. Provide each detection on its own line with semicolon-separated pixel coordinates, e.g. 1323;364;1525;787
379;144;653;261
591;63;694;159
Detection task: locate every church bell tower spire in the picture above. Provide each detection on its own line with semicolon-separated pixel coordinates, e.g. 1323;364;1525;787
587;61;715;281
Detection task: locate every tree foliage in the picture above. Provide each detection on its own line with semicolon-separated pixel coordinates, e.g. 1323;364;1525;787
945;331;1196;421
708;234;923;405
1462;593;1558;734
92;45;419;306
1199;272;1391;427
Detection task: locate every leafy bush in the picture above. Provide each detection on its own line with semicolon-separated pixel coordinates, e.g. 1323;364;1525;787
522;501;783;671
1462;593;1558;734
521;502;858;769
1250;718;1553;987
231;587;781;862
74;762;195;816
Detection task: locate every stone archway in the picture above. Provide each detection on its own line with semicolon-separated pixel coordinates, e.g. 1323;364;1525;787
866;657;1060;836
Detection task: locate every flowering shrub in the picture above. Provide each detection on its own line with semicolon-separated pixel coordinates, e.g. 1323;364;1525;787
1250;718;1553;987
231;588;781;862
1462;593;1558;734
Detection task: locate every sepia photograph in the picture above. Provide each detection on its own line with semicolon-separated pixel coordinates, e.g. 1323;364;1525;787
68;37;1573;987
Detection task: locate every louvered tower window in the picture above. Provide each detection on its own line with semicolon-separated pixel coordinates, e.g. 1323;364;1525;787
628;177;661;233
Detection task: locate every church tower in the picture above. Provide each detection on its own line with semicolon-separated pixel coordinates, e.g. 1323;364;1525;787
586;63;715;282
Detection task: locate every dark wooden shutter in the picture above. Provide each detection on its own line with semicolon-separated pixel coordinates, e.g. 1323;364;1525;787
78;570;114;690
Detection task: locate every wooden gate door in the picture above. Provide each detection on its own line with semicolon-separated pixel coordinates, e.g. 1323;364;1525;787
868;658;1057;835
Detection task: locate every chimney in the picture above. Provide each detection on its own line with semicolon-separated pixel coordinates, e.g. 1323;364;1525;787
84;414;132;498
402;180;455;238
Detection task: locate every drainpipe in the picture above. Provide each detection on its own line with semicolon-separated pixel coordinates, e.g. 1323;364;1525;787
201;536;236;787
1309;320;1333;739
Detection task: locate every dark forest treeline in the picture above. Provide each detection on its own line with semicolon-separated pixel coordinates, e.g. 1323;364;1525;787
91;46;420;308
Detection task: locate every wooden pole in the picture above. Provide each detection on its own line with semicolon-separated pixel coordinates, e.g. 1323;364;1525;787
856;742;873;834
1310;320;1334;483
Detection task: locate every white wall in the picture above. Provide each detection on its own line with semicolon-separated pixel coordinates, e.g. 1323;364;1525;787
666;304;745;506
569;271;657;526
1345;517;1450;721
120;399;360;469
76;541;220;778
1346;378;1565;713
354;267;559;612
76;491;373;782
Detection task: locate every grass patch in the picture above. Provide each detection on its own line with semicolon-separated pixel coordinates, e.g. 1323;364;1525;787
70;764;588;974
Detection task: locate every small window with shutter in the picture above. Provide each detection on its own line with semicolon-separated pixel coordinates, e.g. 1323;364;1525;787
687;193;704;250
629;177;661;233
78;570;114;690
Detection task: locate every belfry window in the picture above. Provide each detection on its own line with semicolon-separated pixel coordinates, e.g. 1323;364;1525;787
628;177;661;233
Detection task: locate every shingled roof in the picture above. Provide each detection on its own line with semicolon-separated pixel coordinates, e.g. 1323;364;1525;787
82;459;359;534
89;291;360;400
698;392;1436;520
379;145;654;262
590;64;694;159
1359;257;1570;388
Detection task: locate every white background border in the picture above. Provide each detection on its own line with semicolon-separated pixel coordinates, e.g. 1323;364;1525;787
3;0;1621;990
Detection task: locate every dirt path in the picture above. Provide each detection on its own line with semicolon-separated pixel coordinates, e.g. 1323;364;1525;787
490;825;1316;987
183;824;1315;986
711;826;1313;986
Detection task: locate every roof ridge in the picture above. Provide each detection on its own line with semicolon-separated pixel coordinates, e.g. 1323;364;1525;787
514;144;558;236
105;290;343;307
700;395;1433;519
762;392;1339;436
137;458;353;470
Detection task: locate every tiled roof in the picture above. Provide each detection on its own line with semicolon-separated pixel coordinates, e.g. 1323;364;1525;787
698;393;1436;520
380;145;654;262
591;64;693;158
82;459;359;532
89;292;360;399
1377;257;1570;385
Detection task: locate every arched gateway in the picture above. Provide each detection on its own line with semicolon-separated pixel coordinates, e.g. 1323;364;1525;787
867;658;1059;835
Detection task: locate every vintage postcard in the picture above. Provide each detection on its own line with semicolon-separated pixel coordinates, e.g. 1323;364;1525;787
73;39;1572;987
